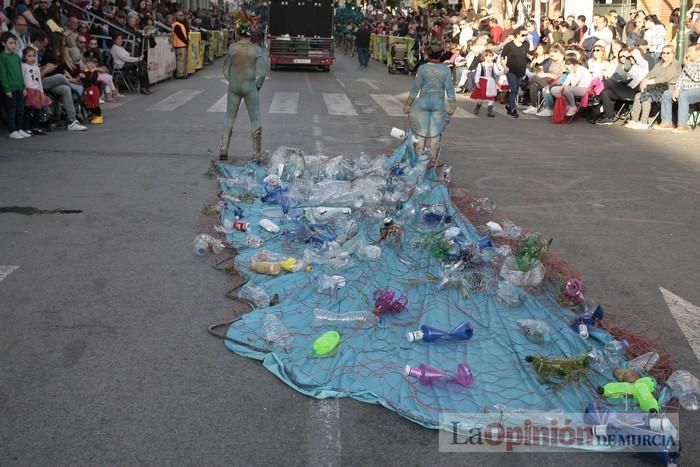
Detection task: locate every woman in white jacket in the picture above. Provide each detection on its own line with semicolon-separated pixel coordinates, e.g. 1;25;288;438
550;58;593;116
643;15;667;59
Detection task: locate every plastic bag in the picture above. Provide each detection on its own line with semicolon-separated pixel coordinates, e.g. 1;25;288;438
495;281;523;307
356;245;382;261
666;370;700;410
317;274;346;294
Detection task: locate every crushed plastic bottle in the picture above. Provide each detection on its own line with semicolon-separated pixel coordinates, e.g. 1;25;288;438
259;218;280;233
245;235;264;248
312;308;379;326
666;370;700;410
628;352;660;374
239;283;271;309
495;281;522;307
517;319;550;344
317;274;346;294
603;340;630;368
262;314;292;351
356;245;382;261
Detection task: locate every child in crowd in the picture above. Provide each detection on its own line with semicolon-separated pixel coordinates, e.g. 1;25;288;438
0;32;28;139
21;47;51;135
470;49;500;117
82;57;103;124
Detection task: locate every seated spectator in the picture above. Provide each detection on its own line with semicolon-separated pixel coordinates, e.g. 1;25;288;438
31;30;86;130
636;39;655;68
625;17;645;46
542;57;593;117
523;44;565;114
489;18;503;45
9;15;29;54
33;0;50;33
665;8;680;46
77;22;91;44
110;32;151;94
654;44;700;133
688;19;700;46
13;0;40;33
525;20;540;50
596;48;649;125
625;44;681;129
588;43;614;79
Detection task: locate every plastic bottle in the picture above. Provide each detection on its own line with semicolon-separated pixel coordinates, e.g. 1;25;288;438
262;314;292;350
317;274;346;293
245;235;264;248
312;308;379;326
516;319;550;344
406;321;473;343
404;364;448;385
603;339;630;368
628;352;660;374
454;363;474;386
259;219;280;233
356;245;382;261
193;234;210;256
238;283;270;309
666;370;700;410
249;261;282;276
591;411;673;437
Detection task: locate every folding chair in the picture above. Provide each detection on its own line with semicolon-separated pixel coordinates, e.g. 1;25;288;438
613;97;634;123
688;103;700;129
112;66;139;93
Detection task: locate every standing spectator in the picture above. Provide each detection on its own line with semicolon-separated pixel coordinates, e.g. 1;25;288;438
470;49;501;117
172;10;189;79
655;44;700;133
355;21;371;68
21;46;50;134
625;44;681;129
500;27;530;118
110;32;151;94
643;15;667;60
9;15;29;54
1;31;28;139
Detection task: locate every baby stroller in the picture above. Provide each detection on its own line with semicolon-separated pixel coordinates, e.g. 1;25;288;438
388;42;409;75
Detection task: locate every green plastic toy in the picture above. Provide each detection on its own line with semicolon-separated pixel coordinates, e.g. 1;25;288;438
313;331;341;356
599;376;659;413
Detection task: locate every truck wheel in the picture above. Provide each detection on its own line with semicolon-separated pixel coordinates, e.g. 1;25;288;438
322;66;330;72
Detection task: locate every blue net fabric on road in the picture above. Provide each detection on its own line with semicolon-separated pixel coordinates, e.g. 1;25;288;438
212;142;663;450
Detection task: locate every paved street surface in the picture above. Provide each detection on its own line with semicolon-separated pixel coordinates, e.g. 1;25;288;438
2;52;700;467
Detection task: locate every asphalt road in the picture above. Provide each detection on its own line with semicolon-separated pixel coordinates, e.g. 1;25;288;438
1;51;699;467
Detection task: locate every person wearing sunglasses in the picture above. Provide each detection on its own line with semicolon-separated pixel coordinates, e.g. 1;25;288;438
625;45;681;130
596;48;649;125
588;44;613;79
499;27;530;118
654;44;700;133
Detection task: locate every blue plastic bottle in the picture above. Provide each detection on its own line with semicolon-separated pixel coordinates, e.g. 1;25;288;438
406;321;473;343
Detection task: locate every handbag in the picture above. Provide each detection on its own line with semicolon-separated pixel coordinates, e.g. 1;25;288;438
551;94;568;124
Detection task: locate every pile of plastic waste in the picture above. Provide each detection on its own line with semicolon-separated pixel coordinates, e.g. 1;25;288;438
197;137;697;463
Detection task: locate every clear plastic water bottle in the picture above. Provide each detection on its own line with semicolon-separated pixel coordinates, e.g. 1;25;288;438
312;308;378;326
628;352;660;374
193;234;210;256
603;339;630;368
666;370;700;410
262;314;292;351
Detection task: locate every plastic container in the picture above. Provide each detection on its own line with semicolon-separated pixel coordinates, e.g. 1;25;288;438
356;245;382;261
317;274;346;293
404;364;447;385
592;411;673;436
245;235;264;248
628;352;660;374
193;234;210;256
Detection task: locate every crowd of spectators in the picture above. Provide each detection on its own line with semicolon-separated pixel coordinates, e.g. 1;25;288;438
1;0;235;139
337;4;700;132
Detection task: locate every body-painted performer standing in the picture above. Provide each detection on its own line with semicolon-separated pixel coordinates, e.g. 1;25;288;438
403;48;456;163
220;21;265;162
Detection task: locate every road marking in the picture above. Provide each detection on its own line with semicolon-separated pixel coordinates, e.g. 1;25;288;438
269;92;299;114
307;399;341;467
661;287;700;362
322;93;358;116
147;89;203;111
354;77;380;90
452;107;476;119
0;265;19;283
304;73;314;94
336;78;345;89
207;95;228;113
370;94;405;117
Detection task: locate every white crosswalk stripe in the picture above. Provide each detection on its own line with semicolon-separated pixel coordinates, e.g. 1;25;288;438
207;94;227;112
147;89;203;111
322;93;358;116
269;92;299;114
370;94;404;117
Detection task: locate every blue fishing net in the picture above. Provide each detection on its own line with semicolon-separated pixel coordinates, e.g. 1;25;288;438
212;141;670;453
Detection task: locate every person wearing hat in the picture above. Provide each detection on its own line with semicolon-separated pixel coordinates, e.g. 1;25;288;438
403;47;456;164
219;21;265;162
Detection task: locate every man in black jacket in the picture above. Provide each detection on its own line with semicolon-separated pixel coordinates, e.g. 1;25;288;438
355;22;371;67
499;27;529;118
